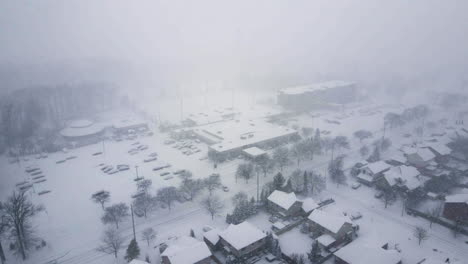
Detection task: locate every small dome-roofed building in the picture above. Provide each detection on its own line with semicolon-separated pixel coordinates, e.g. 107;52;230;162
60;119;105;147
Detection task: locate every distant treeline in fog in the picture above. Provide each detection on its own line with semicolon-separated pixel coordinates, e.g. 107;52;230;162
0;83;120;155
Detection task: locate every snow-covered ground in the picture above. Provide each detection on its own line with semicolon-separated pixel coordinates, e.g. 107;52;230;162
1;91;467;264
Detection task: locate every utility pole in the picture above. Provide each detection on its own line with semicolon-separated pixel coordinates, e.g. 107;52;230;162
135;165;139;181
130;204;136;240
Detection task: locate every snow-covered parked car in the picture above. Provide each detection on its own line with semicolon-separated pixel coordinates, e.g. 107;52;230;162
144;157;157;163
117;164;130;171
351;182;361;189
350;211;363;220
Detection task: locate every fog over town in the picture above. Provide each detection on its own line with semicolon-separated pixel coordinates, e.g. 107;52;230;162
1;1;468;264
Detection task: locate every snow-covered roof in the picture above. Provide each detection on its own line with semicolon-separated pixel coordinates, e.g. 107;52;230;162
357;172;373;182
242;147;266;157
60;120;105;138
426;143;452;156
445;193;468;204
400;146;418;155
219;222;266;250
267;190;298;210
317;234;335;247
161;236;212;264
279;81;354;95
388;152;407;164
366;161;391;175
308;210;351;234
383;165;424;190
129;260;150;264
203;229;220;245
334;242;401;264
410;148;436;162
301;198;319;213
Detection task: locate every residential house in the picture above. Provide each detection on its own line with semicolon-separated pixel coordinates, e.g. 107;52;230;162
160;236;214;264
443;193;468;223
405;148;436;168
356;161;391;185
308;210;354;248
376;165;429;193
301;197;319;215
334;242;402;264
218;222;267;258
386;152;407;166
267;190;303;217
203;229;221;251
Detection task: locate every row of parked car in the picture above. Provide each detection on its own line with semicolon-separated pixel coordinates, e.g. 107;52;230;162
99;163;130;174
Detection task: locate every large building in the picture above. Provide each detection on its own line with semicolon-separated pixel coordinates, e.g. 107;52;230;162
277;81;357;111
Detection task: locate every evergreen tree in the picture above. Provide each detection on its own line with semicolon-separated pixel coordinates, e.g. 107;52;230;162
308;240;321;263
124;239;140;262
273;173;285;190
190;229;195;238
367;145;381;162
314;129;322;154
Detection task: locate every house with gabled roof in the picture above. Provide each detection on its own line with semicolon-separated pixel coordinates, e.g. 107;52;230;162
334;242;402;264
203;228;221;250
160;236;214;264
405;148;436;168
308;210;354;247
267;190;303;217
218;222;267;258
356;161;392;185
376;165;429;193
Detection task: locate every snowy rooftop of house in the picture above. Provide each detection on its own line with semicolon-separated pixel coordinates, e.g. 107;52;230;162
308;209;350;234
161;236;212;264
366;161;391;175
279;81;354;95
425;143;452;156
357;172;373;182
384;165;425;190
219;222;266;250
60;119;105;138
203;228;220;245
316;234;336;247
445;193;468;204
388;152;407;164
267;190;298;210
400;145;418;155
242;147;266;157
413;148;436;161
205;119;297;153
129;260;151;264
334;242;401;264
301;198;319;213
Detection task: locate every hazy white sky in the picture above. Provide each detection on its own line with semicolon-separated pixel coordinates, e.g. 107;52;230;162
1;0;467;90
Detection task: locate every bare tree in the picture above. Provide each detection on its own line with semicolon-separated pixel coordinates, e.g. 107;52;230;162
91;190;111;210
289;169;305;193
231;192;248;207
96;227;124;258
179;179;204;201
137;179;152;194
178;170;193;182
156;187;179;210
426;206;441;228
204;174;222;195
328;155;346;187
354;130;373;143
272;146;290;172
133;194;157;218
254;154;274;177
141;227;157;246
202;195;224;220
308;171;326;195
236;163;254;183
413;226;429;245
2;191;44;260
101;203;129;229
381;189;396;209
